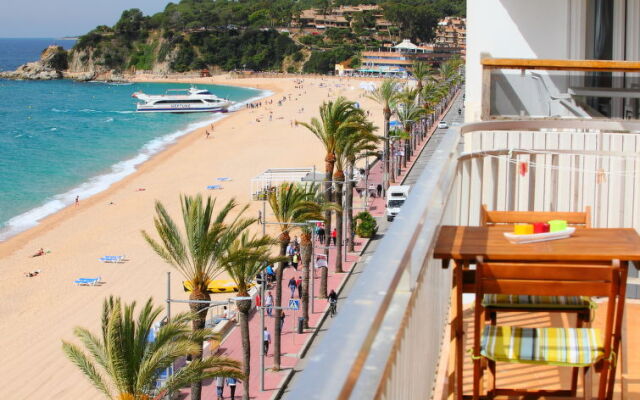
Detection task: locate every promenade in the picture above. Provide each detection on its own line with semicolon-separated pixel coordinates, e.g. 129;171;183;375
185;87;463;400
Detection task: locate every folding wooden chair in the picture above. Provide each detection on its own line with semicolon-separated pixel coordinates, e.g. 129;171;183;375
472;258;621;399
480;204;594;327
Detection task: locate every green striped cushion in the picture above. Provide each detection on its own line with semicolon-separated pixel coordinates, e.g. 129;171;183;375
483;294;593;309
481;326;604;367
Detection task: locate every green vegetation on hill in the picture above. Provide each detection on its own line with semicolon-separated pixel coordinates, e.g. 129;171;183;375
72;0;465;74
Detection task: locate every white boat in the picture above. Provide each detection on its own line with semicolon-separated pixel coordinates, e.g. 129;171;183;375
132;87;233;113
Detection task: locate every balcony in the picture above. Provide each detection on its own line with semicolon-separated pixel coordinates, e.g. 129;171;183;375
286;119;640;399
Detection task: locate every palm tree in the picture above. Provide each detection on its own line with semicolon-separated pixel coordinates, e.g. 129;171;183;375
297;97;363;281
366;79;400;193
395;98;425;169
267;182;327;371
141;195;254;400
218;233;282;400
341;123;379;252
411;61;433;100
63;297;242;400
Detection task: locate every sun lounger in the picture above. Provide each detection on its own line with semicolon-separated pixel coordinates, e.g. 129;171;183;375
74;277;102;286
99;255;125;263
217;177;232;181
207;185;222;190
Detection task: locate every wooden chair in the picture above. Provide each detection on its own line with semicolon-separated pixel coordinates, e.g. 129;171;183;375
480;204;592;228
472;258;622;399
480;204;594;327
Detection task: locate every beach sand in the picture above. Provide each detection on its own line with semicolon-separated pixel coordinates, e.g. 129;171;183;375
0;75;384;399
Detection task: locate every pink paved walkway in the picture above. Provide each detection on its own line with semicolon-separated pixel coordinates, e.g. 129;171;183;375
181;90;460;400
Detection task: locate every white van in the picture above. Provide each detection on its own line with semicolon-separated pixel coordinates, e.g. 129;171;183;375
386;185;410;221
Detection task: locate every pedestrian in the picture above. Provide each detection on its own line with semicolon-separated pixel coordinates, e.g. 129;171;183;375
296;275;302;298
266;265;275;284
318;225;325;243
75;195;79;206
263;327;271;355
265;291;274;316
331;228;337;246
288;277;297;298
206;130;210;139
376;184;382;197
215;376;225;400
226;377;238;400
291;252;299;271
280;310;286;332
286;242;295;266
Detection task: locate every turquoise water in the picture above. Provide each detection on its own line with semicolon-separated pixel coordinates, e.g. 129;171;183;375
0;79;263;240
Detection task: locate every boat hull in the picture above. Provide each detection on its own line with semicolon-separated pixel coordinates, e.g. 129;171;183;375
136;106;229;113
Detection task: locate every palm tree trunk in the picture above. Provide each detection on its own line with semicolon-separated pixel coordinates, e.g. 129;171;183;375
236;299;252;400
189;290;210;400
334;171;344;273
300;232;312;329
274;235;289;371
383;108;390;191
321;155;334;299
346;163;355;252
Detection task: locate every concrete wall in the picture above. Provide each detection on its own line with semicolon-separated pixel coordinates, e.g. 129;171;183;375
465;0;576;121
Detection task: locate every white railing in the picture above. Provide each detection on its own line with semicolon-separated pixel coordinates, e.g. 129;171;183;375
285;118;640;400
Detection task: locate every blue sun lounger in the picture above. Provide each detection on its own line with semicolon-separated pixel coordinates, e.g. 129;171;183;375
217;177;232;182
207;185;223;190
74;277;101;286
99;255;125;263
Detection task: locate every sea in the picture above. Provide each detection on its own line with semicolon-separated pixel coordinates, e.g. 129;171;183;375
0;38;265;240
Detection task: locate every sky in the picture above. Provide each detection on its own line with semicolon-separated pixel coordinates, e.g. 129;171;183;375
0;0;174;38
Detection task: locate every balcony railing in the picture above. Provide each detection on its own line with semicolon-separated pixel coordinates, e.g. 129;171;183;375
285;118;640;399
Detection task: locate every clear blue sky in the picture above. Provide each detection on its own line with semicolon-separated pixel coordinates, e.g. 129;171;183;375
0;0;174;38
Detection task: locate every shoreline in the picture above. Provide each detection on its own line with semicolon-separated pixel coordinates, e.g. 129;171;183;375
0;74;384;399
0;79;273;249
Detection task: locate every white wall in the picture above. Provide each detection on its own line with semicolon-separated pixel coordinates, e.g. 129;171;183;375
465;0;575;121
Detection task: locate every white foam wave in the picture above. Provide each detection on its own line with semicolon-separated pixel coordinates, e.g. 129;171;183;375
50;128;58;131
104;117;114;123
0;88;272;242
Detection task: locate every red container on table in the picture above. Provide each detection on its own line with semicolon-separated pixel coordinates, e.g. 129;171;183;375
533;222;550;233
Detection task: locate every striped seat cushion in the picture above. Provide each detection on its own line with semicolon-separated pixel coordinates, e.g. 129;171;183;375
481;326;604;367
483;294;593;309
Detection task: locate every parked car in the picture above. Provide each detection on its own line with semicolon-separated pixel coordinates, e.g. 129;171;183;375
438;121;449;129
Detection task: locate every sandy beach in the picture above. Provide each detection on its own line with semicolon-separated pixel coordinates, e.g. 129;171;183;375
0;75;384;399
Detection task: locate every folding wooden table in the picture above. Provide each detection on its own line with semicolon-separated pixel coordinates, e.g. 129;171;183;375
434;225;640;399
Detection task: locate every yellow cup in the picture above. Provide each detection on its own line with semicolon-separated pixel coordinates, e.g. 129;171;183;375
514;224;534;235
548;220;568;232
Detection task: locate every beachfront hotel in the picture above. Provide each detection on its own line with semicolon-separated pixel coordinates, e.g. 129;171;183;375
287;0;640;398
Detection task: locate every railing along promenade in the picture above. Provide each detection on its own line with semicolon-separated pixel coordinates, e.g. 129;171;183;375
286;118;640;400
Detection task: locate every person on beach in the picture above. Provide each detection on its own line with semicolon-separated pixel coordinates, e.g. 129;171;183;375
263;327;271;355
265;291;274;316
215;376;225;400
75;196;79;206
206;130;210;139
24;269;41;277
288;277;297;298
32;248;45;257
226;377;238;400
331;228;337;246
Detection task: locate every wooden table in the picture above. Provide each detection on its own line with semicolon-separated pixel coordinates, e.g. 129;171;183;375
434;226;640;399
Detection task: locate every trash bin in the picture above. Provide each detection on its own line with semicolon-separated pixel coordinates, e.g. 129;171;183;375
297;317;305;334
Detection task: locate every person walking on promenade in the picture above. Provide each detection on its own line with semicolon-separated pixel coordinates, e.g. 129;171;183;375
265;291;274;316
280;310;286;332
296;275;302;299
226;377;238;400
263;327;271;356
331;228;337;246
288;277;297;298
376;184;382;198
215;376;225;400
291;251;299;271
318;225;326;243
